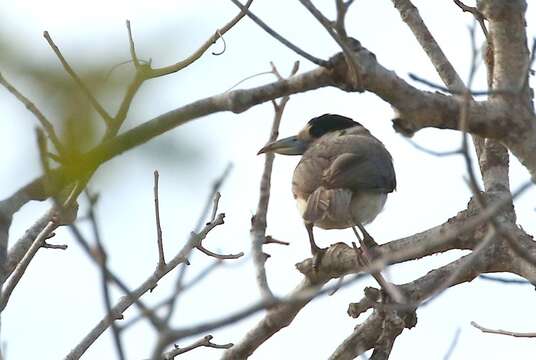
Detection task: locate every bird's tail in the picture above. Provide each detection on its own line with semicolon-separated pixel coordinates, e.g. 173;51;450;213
303;187;353;225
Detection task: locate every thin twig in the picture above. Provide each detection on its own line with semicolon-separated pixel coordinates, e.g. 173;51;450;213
335;0;355;38
224;70;275;93
263;236;290;246
453;0;488;39
210;192;221;223
418;228;497;308
162;335;233;359
408;73;512;96
42;242;68;250
0;184;79;312
193;210;244;260
443;328;461;360
162;165;233;325
0;220;58;312
471;321;536;338
69;224;167;331
126;20;141;69
251;61;299;300
404;137;462;157
148;0;254;78
43;31;113;126
120;261;222;331
196;241;243;260
350;239;405;304
153;272;371;359
478;274;531;285
230;0;330;67
106;71;145;138
518;38;536;94
86;191;126;360
154;170;166;268
300;0;363;90
0;72;65;155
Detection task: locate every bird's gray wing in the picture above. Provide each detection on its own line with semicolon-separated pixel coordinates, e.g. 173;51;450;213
322;136;396;193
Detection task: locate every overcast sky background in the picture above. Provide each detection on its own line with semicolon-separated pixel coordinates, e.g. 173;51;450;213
0;0;535;359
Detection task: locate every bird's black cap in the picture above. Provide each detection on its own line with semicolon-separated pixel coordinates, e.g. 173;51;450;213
307;114;361;138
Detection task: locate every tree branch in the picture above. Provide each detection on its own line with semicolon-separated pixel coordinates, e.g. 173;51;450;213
471;321;536;338
43;31;114;126
161;335;233;359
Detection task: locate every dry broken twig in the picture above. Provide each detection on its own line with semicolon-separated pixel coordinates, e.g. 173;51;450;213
161;335;233;359
0;72;65;156
154;170;166;268
230;0;329;67
471;321;536;338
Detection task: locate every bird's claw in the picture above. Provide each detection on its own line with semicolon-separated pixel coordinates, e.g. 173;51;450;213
359;241;380;264
362;232;378;249
311;246;327;272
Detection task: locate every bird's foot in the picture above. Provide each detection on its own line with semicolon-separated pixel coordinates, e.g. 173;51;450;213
311;245;327;273
362;232;378;249
358;239;380;266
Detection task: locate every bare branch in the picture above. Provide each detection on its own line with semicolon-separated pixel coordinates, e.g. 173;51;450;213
162;166;232;325
0;72;65;155
443;328;462;360
154;170;166;268
227;185;536;358
252;61;299;300
210;192;221;223
453;0;489;38
162;335;232;359
106;71;145;137
299;0;363;90
0;220;58;312
85;192;126;360
229;0;330;67
0;185;79;312
3;208;56;282
263;236;290;246
194;213;244;260
334;0;355;38
478;274;531;285
125;20;141;69
41;241;68;250
43;31;113;126
350;240;405;304
65;191;235;359
148;0;254;78
392;0;466;91
403;137;461;157
471;321;536;338
120;261;221;331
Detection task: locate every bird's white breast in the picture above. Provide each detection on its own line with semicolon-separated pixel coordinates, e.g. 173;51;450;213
350;192;387;225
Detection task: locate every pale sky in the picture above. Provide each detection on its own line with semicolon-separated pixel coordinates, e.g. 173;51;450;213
1;1;535;359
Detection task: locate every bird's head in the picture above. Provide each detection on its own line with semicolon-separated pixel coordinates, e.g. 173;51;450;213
257;114;362;155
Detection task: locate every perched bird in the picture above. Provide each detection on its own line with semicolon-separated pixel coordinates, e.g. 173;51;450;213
258;114;396;268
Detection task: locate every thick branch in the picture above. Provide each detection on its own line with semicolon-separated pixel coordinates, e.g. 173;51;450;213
222;206;482;359
6;37;536;210
329;251;489;359
392;0;466;91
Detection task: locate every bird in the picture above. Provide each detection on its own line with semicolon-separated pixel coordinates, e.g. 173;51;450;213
257;114;396;269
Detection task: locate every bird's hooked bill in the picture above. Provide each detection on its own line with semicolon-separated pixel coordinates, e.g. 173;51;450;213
257;135;307;156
